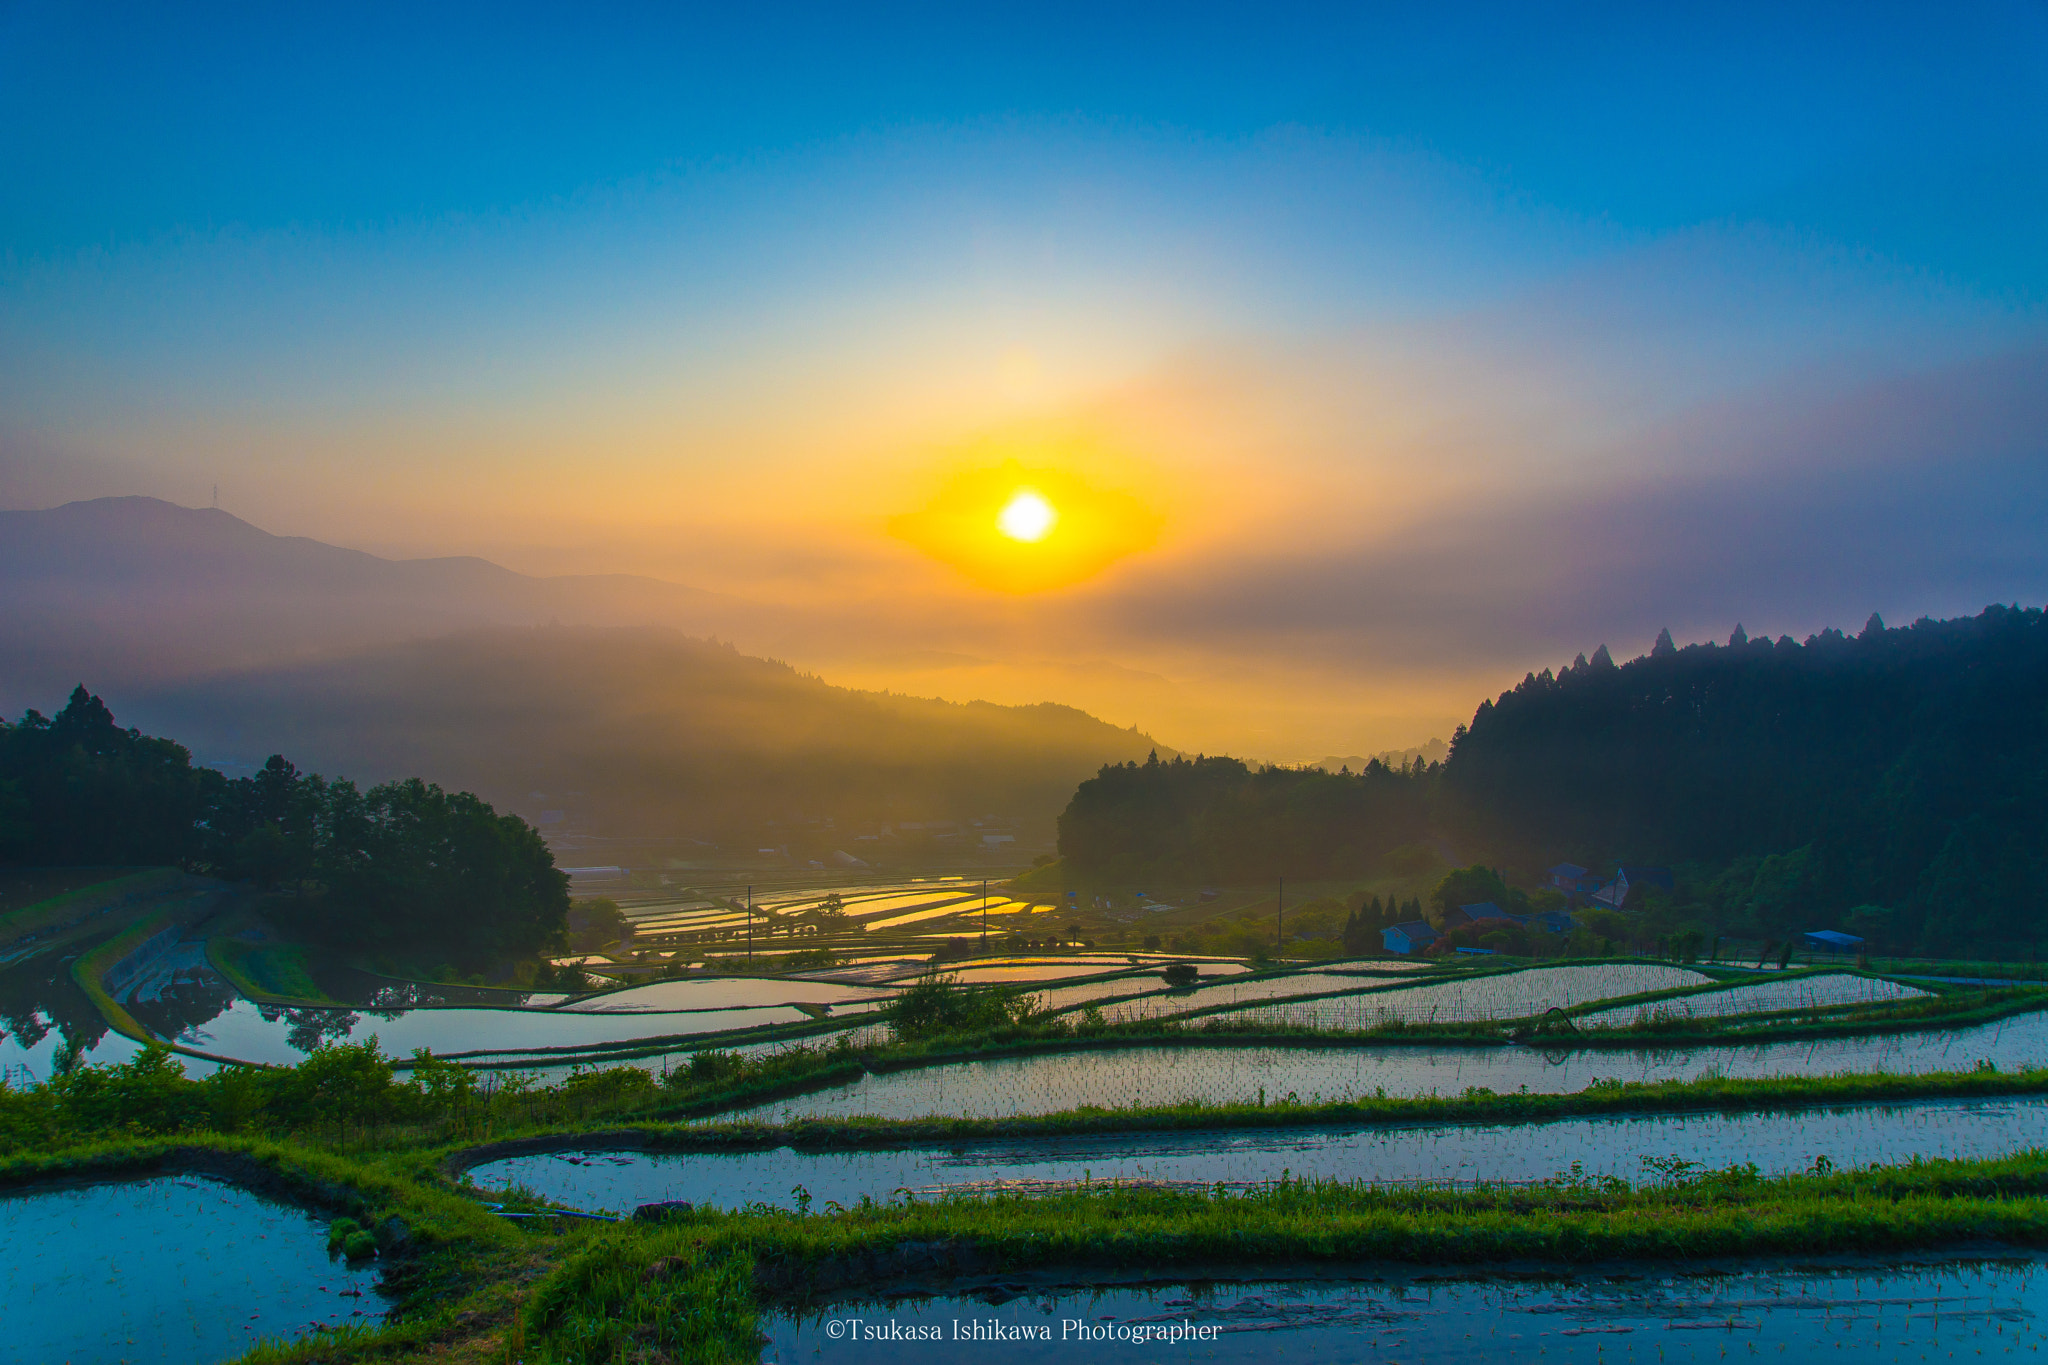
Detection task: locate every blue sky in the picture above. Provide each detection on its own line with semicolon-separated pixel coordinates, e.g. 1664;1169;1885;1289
6;3;2043;278
3;2;2045;755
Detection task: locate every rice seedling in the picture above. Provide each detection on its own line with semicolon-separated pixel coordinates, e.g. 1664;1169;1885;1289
1580;972;1932;1027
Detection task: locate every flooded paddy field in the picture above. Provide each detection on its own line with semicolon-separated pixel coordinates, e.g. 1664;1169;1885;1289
150;996;821;1066
561;977;896;1013
763;1255;2048;1365
1582;973;1932;1025
1160;962;1717;1027
0;1012;144;1084
0;1174;382;1365
11;937;2024;1088
471;1094;2048;1213
729;1011;2048;1121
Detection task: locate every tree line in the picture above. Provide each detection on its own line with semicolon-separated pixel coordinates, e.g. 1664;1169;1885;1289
1055;752;1434;885
1055;606;2048;955
0;687;567;960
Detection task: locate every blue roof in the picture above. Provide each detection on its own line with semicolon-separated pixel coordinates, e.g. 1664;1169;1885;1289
1803;929;1864;946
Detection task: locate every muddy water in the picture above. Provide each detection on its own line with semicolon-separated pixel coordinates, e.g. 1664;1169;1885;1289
0;1174;383;1365
469;1094;2048;1213
763;1255;2048;1364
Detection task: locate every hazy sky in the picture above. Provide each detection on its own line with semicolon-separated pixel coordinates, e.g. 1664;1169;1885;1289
4;4;2047;757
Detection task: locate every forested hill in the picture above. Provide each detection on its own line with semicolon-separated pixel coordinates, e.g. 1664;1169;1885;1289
1443;606;2048;942
1057;606;2048;951
1056;754;1433;885
0;688;567;961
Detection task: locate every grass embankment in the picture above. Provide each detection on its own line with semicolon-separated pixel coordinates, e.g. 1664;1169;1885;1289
444;1063;2048;1165
0;1133;543;1365
0;1134;511;1246
490;1150;2048;1363
250;1144;2048;1363
630;993;2048;1121
14;1047;2048;1364
210;937;338;1005
70;909;180;1048
1117;960;2048;1051
0;866;181;937
1557;981;2048;1045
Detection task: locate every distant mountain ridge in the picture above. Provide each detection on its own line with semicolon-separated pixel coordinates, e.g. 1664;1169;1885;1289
0;496;751;704
1;498;1170;842
1304;739;1450;773
127;626;1168;843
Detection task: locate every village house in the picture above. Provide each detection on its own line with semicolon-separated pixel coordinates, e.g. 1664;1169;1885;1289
1590;865;1674;910
1382;920;1439;955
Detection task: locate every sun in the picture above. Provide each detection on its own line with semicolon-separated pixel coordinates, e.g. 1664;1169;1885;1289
997;490;1057;542
889;460;1160;592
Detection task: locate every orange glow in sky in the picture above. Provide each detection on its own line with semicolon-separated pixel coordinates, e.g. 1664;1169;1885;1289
889;462;1161;595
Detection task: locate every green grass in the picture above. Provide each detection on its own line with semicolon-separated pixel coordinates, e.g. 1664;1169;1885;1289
0;1133;518;1250
210;938;336;1004
0;866;178;939
8;1059;2048;1364
489;1150;2048;1363
70;909;177;1046
442;1061;2048;1164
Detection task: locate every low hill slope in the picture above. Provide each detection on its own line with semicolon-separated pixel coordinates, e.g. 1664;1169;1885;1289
125;627;1168;844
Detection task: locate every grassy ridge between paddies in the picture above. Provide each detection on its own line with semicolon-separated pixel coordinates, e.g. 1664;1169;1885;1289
210;936;339;1005
0;1133;511;1246
497;1150;2048;1365
23;1088;2048;1365
1093;968;2048;1051
10;1049;2048;1363
0;865;182;941
71;907;183;1049
0;1134;535;1365
1024;957;2032;1051
617;997;2048;1127
445;1062;2048;1165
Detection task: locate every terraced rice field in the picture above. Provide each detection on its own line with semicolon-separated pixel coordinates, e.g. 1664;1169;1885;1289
1581;972;1933;1026
864;899;1014;930
1072;967;1458;1020
762;1260;2048;1365
0;1175;383;1365
0;1013;145;1084
560;978;895;1013
166;998;817;1066
725;1008;2048;1121
1184;963;1714;1027
474;1093;2048;1211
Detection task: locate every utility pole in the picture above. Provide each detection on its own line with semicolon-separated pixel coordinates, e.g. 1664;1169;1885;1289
981;879;988;949
1276;876;1284;950
746;885;754;962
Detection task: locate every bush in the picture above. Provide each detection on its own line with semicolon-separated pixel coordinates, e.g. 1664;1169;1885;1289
560;1065;658;1105
668;1050;744;1090
885;972;1035;1040
1162;962;1200;988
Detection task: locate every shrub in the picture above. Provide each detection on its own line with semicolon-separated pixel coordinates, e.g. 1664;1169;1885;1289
560;1066;658;1105
885;972;1034;1040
